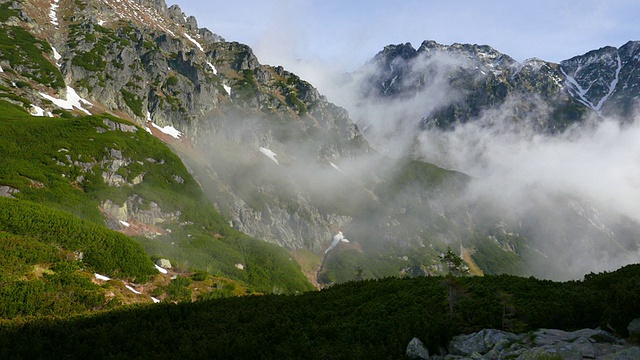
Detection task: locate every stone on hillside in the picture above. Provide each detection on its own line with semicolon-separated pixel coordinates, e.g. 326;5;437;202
627;318;640;337
103;119;138;133
0;185;19;198
531;328;614;347
517;346;583;360
406;337;429;360
155;258;172;269
604;346;640;360
449;329;520;356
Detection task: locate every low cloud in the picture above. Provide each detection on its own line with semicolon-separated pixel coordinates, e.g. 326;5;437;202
417;99;640;279
318;49;640;280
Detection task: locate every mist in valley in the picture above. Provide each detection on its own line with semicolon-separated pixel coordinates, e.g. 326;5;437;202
315;50;640;280
187;41;640;282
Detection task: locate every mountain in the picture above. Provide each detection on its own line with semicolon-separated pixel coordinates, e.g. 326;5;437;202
353;40;640;132
0;0;517;288
1;1;640;357
335;39;640;280
1;0;639;292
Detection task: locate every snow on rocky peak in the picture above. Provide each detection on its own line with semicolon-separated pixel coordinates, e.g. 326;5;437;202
206;61;217;75
184;33;204;52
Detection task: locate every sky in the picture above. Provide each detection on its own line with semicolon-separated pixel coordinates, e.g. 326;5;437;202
171;0;640;71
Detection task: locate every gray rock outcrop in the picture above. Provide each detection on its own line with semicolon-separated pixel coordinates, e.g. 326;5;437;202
155;258;172;269
627;318;640;338
406;337;430;359
423;327;637;360
449;329;520;356
0;185;19;198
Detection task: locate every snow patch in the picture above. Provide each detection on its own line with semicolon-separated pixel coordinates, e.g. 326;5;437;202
329;162;347;176
31;105;45;117
49;0;60;26
206;61;217;75
561;68;595;110
125;284;141;295
51;47;62;67
154;264;168;274
151;122;182;139
259;147;279;165
184;33;204;52
223;84;232;96
119;220;130;227
39;86;93;115
594;53;622;111
52;47;61;61
95;273;111;281
325;231;349;254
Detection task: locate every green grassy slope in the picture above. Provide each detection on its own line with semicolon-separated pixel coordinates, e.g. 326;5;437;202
0;197;155;318
0;100;313;294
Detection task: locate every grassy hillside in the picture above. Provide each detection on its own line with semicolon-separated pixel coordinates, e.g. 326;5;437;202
0;264;638;359
0;197;155;318
0;100;313;294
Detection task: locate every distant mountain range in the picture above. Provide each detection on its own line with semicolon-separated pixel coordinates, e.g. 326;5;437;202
351;40;640;134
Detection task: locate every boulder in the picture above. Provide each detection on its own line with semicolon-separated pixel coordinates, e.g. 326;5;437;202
604;347;640;360
627;318;640;337
449;329;520;356
0;185;19;198
406;337;429;360
155;258;172;269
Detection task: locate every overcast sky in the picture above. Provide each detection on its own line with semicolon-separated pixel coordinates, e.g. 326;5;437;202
171;0;639;71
